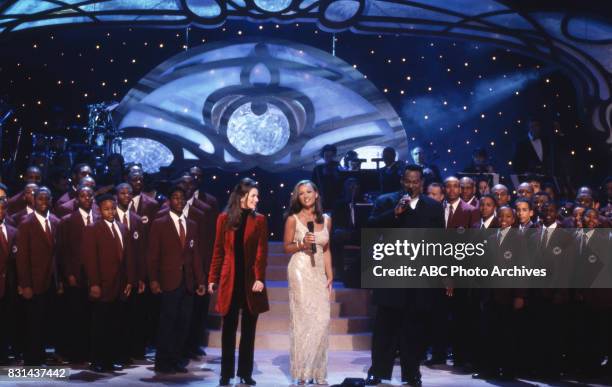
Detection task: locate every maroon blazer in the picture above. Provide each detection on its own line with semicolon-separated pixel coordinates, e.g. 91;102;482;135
57;210;99;286
133;194;159;226
156;203;215;279
209;212;269;316
196;191;219;213
7;190;26;215
16;212;60;295
54;189;76;214
446;200;479;229
115;211;148;282
55;199;100;219
11;207;33;226
0;223;17;299
82;220;135;302
471;216;501;229
147;214;204;293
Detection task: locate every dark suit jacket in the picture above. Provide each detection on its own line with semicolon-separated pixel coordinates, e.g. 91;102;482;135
209;212;269;316
82;220;135;302
529;225;575;303
57;210;100;286
484;228;529;304
368;192;445;310
0;223;17;299
512;136;555;176
147;214;204;294
115;211;147;282
7;190;26;215
471;216;500;230
16;212;60;295
446;200;479;229
572;229;612;295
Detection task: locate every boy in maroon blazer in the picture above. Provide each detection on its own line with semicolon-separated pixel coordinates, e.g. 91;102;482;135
54;163;93;213
0;199;18;365
82;194;135;372
128;171;159;226
148;186;206;374
55;176;99;218
7;166;42;215
16;186;61;366
11;183;38;226
115;182;149;360
56;185;98;362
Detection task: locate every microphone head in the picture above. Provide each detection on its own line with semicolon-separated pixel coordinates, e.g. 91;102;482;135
307;221;315;232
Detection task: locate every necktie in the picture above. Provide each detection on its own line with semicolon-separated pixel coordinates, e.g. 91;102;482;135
111;223;123;260
45;219;52;245
579;232;587;255
122;213;129;229
86;215;91;225
130;199;136;213
446;203;454;228
179;218;186;248
543;228;550;248
0;225;8;253
480;222;485;229
497;230;503;246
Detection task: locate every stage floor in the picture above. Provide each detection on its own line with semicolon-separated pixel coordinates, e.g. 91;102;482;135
14;349;609;386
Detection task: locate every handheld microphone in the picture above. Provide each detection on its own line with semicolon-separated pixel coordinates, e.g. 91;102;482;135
307;221;317;254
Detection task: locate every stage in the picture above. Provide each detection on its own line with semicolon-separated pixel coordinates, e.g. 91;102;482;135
14;348;608;386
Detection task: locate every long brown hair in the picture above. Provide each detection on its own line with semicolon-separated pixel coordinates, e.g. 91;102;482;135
285;180;324;224
224;177;258;230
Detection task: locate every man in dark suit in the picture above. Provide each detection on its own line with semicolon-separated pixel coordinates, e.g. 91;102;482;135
366;165;444;387
148;186;206;374
128;171;159;226
379;147;406;194
7;166;42;215
11;183;38;226
54;164;93;213
16;186;61;365
83;194;135;372
0;199;18;365
56;185;98;363
115;182;148;360
512;118;556;176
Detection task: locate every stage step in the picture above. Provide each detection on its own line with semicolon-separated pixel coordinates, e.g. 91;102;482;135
205;242;372;350
206;331;372;351
208;315;370;334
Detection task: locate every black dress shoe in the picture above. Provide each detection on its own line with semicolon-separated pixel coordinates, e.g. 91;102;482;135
174;365;189;373
365;374;381;385
402;375;422;386
110;363;124;372
219;377;230;386
240;376;257;385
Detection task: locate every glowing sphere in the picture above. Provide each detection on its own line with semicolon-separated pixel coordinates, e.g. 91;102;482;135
226;102;290;156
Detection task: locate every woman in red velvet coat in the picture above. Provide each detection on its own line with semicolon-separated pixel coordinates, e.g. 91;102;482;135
208;178;269;386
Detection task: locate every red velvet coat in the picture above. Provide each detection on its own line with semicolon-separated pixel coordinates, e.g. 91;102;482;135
57;210;99;286
209;212;269;316
147;214;204;293
0;223;17;299
16;212;60;295
82;220;135;302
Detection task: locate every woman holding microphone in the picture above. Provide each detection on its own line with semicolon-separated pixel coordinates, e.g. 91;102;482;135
208;178;269;386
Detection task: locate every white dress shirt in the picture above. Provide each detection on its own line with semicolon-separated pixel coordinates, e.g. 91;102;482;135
116;207;130;230
130;195;141;213
497;227;511;245
34;211;51;233
104;219;123;248
1;221;7;242
481;215;495;229
540;222;557;247
529;133;544;162
169;211;187;237
444;199;460;226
